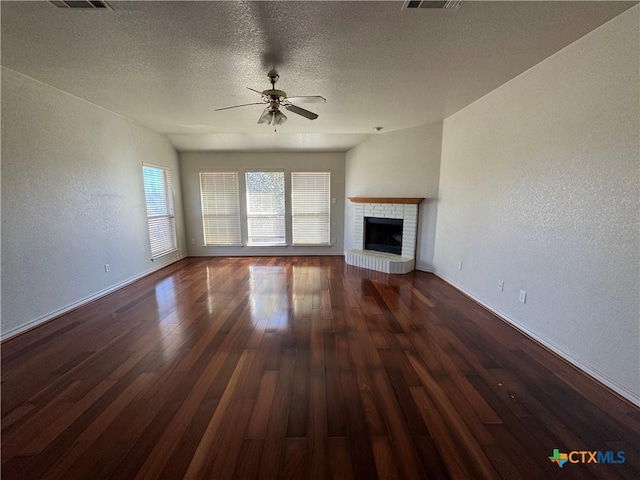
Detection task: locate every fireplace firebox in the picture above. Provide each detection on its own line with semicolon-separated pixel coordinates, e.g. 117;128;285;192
364;217;403;255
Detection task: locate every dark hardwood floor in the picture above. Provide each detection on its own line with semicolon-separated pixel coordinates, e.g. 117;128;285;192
2;256;639;479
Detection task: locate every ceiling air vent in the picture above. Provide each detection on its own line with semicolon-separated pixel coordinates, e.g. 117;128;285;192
49;1;112;9
404;1;462;9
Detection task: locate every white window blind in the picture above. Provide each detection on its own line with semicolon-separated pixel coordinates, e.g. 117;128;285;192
245;171;286;246
199;172;242;246
142;164;177;259
291;172;331;245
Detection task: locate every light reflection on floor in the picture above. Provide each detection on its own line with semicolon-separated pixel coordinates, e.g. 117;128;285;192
154;276;176;315
291;265;324;320
248;265;290;331
205;265;227;315
152;276;182;357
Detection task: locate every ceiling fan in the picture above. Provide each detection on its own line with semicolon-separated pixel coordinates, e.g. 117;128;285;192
215;69;326;127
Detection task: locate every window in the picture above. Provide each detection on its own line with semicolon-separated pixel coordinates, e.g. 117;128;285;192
199;172;242;246
142;164;177;259
245;171;286;246
291;172;331;245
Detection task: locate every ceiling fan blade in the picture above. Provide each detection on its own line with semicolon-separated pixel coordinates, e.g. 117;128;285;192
214;102;264;112
284;104;318;120
286;95;326;104
247;87;264;95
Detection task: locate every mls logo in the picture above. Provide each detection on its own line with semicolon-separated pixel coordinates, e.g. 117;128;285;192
549;449;569;468
549;448;626;467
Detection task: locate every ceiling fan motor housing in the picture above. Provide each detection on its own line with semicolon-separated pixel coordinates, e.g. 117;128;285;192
263;89;287;102
268;100;281;111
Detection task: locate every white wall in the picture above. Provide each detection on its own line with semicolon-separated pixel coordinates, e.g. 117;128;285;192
433;7;639;404
344;123;442;270
180;152;345;256
1;68;186;338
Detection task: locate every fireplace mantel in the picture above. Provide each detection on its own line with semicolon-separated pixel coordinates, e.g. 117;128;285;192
349;197;424;205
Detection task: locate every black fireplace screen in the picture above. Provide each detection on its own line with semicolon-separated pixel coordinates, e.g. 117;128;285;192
364;217;403;255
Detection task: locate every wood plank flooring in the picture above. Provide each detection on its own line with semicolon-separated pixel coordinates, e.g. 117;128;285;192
2;256;639;479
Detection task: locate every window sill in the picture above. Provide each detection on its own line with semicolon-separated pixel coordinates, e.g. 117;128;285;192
200;244;333;248
290;243;332;247
245;245;288;248
203;244;243;247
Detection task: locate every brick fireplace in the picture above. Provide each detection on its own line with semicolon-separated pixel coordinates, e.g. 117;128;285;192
346;197;423;274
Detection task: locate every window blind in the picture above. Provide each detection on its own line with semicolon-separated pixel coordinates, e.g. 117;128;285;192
142;165;177;259
291;171;331;245
199;172;242;246
245;171;286;246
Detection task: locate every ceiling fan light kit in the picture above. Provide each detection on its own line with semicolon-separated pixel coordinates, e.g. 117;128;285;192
214;69;325;129
258;108;287;126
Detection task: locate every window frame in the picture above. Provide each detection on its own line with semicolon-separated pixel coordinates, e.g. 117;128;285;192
199;171;243;247
291;171;331;246
142;163;178;260
244;170;287;247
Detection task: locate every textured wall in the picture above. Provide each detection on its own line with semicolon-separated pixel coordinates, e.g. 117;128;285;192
434;7;639;403
344;123;442;270
180;152;345;256
1;68;185;337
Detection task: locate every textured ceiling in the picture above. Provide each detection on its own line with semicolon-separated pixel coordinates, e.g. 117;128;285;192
1;1;634;151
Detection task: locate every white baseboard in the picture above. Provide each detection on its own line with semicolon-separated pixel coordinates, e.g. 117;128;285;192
432;270;640;408
1;256;185;341
415;265;434;273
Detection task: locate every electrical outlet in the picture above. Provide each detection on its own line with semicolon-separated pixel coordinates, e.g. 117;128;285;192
519;290;527;304
104;264;111;273
498;280;504;292
191;238;196;245
457;261;462;271
331;237;337;244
